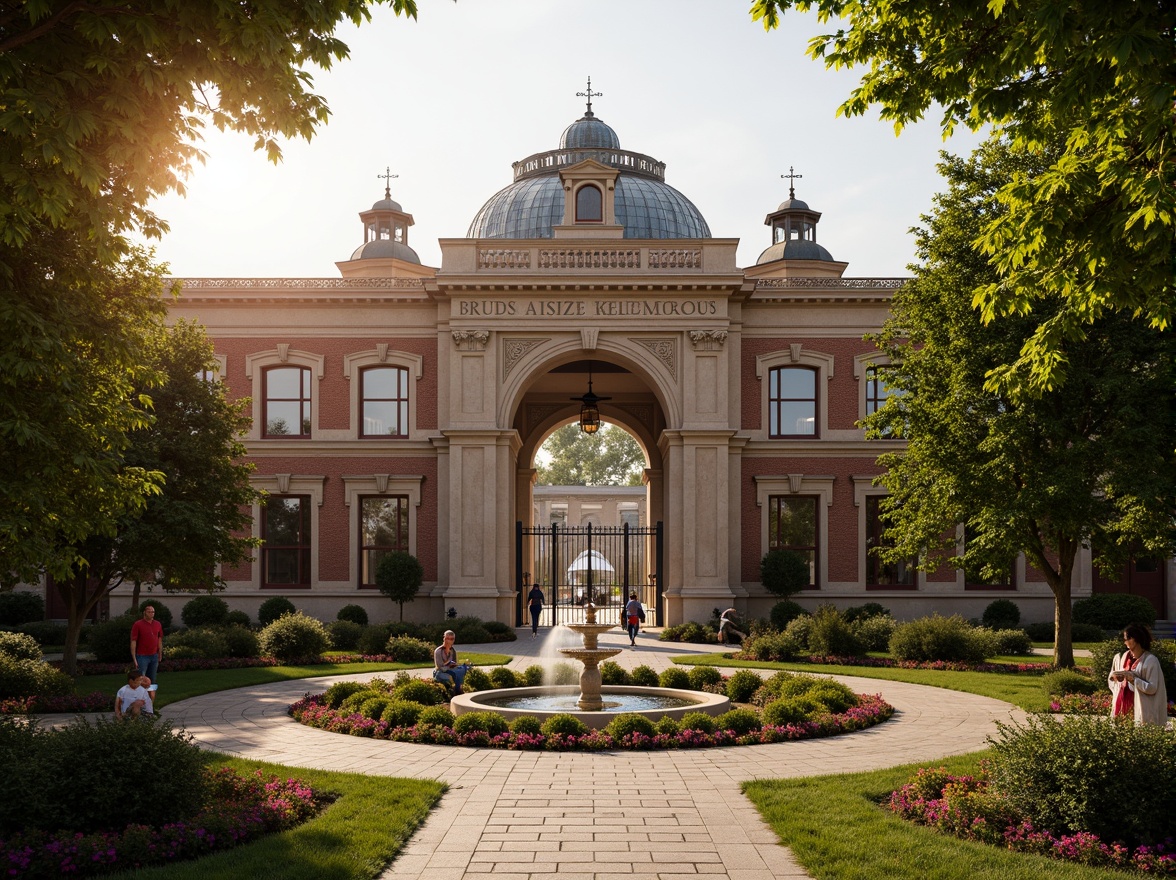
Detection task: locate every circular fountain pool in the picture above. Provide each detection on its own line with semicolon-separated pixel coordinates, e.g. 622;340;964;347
450;685;730;730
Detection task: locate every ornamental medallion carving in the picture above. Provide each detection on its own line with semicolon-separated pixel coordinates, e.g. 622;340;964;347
688;330;728;351
502;338;548;379
452;330;490;351
632;337;677;381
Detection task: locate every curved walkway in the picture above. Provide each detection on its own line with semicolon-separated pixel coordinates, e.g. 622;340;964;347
162;629;1026;880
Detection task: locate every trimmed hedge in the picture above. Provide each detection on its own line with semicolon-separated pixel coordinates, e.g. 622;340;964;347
1072;593;1156;629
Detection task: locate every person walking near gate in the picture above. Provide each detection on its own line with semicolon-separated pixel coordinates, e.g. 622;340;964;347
624;592;645;647
527;583;544;637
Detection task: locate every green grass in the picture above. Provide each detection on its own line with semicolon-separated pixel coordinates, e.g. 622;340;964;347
673;654;1054;712
76;654;510;709
116;755;445;880
743;753;1127;880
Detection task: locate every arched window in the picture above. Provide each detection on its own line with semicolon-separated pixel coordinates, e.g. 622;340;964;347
575;184;602;222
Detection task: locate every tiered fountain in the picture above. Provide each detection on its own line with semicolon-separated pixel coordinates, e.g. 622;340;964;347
450;603;729;729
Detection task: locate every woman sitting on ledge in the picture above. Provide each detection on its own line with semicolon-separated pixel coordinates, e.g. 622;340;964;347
433;630;470;696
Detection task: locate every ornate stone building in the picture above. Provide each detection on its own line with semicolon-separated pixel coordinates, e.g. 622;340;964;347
147;101;1167;627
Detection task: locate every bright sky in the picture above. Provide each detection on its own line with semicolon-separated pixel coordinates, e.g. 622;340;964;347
145;0;986;279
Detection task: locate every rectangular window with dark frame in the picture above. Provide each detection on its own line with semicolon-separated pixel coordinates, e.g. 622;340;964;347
865;496;916;589
262;496;311;587
768;495;817;588
263;366;311;438
360;366;409;437
963;526;1014;590
769;366;817;438
360;496;409;587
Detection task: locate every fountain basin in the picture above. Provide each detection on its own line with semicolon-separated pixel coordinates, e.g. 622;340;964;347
450;685;730;730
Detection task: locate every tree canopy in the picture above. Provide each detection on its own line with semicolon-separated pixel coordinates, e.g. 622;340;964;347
867;137;1176;668
535;424;646;487
751;0;1175;396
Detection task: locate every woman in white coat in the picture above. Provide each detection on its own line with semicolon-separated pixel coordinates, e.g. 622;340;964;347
1108;623;1169;727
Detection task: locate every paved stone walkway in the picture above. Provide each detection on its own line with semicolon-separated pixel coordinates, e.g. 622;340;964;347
160;629;1025;880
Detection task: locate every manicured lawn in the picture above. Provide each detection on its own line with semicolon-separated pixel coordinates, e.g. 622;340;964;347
743;752;1126;880
673;654;1055;712
76;654;510;709
116;755;445;880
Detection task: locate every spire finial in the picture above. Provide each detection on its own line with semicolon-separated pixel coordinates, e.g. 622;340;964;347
377;166;399;200
781;166;803;200
576;76;602;117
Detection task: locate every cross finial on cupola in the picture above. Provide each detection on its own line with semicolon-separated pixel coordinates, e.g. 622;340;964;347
577;76;602;117
377;166;399;200
781;166;803;200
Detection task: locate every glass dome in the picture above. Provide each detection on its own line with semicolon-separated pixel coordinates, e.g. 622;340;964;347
560;115;621;150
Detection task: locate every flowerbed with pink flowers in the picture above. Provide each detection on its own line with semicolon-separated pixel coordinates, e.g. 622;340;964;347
888;765;1176;874
0;768;326;879
62;652;418;677
0;692;112;715
734;651;1080;675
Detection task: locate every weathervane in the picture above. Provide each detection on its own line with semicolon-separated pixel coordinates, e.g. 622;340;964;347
377;166;399;199
577;76;602;117
781;166;802;199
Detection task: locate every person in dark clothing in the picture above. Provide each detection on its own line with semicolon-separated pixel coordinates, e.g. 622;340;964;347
527;583;544;637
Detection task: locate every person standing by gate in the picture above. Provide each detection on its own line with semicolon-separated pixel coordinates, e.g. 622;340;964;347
527;583;544;637
624;592;644;647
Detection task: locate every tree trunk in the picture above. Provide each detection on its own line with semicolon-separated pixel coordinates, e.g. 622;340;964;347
399;602;404;622
1049;542;1077;669
57;570;110;677
131;579;142;611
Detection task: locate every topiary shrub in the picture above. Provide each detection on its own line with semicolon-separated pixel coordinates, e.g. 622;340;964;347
1072;593;1157;629
417;705;455;728
462;667;491;692
339;689;380;714
137;599;173;630
540;713;588;737
762;698;811;727
323;680;370;709
761;548;810;597
0;654;73;699
678;711;716;733
225;609;252;628
510;715;542;735
982;598;1021;631
889;614;988;663
851;614;897;652
520;665;545;686
258;611;329;661
1072;622;1109;643
383;635;433;663
725;669;763;704
0;631;42;662
336;604;369;626
1;717;208;835
86;616;136;663
804;680;858;714
629;665;659;687
0;592;44;626
358;696;391;720
686;666;723;691
659;622;712;643
221;625;260;658
357;624;393;656
180;595;230;628
842;602;890;623
988;714;1176;847
165;627;230;659
15;621;67;648
257;596;297;627
988;628;1034;656
607;713;657;740
489;667;518;689
769;600;807;630
1022;621;1054;642
1041;669;1099;697
716;708;761;735
783;615;813;652
807;604;862;656
483;620;516;641
740;631;799;662
598;661;628;685
448;616;493;645
453;711;508;737
392;678;447;706
376;551;424;622
328;619;363;651
654;716;680;736
380;700;425;728
658;667;690;689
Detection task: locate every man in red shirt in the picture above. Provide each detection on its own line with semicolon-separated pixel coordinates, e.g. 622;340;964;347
130;604;164;684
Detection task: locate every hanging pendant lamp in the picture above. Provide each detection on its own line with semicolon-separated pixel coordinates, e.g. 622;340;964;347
571;361;611;434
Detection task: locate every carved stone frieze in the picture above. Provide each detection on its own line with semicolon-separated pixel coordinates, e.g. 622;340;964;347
688;330;728;351
452;330;490;351
502;338;548;379
632;337;677;381
526;403;567;433
614;402;654;431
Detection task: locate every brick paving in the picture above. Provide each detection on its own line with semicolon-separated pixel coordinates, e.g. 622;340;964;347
156;628;1025;880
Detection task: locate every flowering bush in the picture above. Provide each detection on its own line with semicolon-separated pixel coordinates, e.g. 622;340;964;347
0;767;322;878
1049;693;1111;715
65;651;428;677
731;650;1066;675
888;765;1176;875
287;691;894;751
0;691;110;715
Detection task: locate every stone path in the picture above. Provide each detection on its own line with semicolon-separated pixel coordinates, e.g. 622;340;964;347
158;629;1025;880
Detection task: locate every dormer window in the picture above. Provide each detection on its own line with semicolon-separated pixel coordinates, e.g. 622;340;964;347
575;184;603;222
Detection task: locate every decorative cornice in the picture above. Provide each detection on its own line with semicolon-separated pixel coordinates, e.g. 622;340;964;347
171;277;426;289
452;330;490;351
755;278;906;289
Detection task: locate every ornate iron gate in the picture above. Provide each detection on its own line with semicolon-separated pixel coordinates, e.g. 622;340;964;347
516;521;663;627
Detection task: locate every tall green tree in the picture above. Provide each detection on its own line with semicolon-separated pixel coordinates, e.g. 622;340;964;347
53;321;262;674
751;0;1175;396
868;138;1176;668
0;0;417;588
536;424;646;487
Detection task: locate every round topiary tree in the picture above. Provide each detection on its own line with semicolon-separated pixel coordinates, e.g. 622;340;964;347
336;604;369;626
180;595;230;628
760;549;810;597
258;611;329;661
982;598;1022;631
258;596;297;627
375;551;424;622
